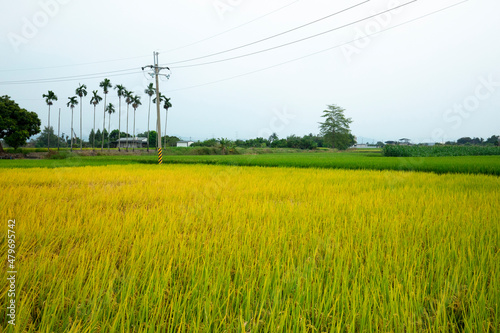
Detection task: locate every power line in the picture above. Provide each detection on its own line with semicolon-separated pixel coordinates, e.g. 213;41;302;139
0;0;467;87
0;55;150;73
0;2;373;85
168;0;417;69
166;0;468;93
0;68;140;85
160;0;302;54
165;1;370;66
0;1;301;73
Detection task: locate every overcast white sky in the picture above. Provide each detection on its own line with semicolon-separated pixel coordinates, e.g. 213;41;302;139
1;0;499;143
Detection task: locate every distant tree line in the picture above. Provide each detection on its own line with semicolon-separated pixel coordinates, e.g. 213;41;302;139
192;133;331;150
382;136;499;147
30;127;180;149
193;104;356;151
447;136;499;146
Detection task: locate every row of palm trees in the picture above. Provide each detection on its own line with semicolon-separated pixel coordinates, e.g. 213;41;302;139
43;79;173;152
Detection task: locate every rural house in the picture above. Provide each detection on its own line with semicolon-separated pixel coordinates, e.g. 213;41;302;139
115;137;148;149
177;140;194;147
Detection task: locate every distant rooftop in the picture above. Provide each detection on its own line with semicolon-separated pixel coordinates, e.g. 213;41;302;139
116;137;147;142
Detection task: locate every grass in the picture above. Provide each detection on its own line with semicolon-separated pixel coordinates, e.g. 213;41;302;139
1;152;500;176
1;147;309;155
0;164;498;331
159;153;500;175
383;145;500;157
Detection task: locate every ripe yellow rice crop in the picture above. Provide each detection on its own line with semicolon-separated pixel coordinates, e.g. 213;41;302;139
0;165;499;332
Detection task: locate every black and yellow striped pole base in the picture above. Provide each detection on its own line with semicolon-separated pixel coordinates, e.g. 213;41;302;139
158;148;163;165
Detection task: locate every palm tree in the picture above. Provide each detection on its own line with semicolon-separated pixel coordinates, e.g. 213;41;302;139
90;90;102;151
75;84;88;150
124;90;133;151
67;96;78;152
163;97;172;149
107;103;116;149
114;84;126;151
144;83;155;152
42;90;58;151
131;95;142;152
101;100;106;151
99;78;112;150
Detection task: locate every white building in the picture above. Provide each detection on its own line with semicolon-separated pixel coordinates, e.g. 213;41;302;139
116;137;147;149
176;141;194;148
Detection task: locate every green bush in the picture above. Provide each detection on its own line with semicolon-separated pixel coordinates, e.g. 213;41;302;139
190;147;217;155
383;145;500;157
46;151;71;159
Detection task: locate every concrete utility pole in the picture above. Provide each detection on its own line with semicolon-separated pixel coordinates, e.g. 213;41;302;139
57;108;61;152
142;52;170;164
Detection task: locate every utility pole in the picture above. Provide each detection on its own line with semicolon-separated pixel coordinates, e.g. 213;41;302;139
142;52;170;164
48;105;50;152
57;108;61;152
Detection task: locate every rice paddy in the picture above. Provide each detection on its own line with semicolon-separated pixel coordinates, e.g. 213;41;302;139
382;145;500;157
2;152;500;176
1;163;498;332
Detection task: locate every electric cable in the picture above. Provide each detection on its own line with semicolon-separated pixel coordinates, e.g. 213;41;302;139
169;0;416;69
160;0;302;54
165;1;371;65
166;1;468;92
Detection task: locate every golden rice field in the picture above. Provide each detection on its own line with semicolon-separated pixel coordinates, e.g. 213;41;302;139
0;164;499;332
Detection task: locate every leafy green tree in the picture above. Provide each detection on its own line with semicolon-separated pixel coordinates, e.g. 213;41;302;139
271;138;288;148
89;128;95;144
66;96;78;152
166;136;180;147
268;132;278;143
42;90;57;150
137;131;161;149
75;84;87;150
191;138;218;148
319;104;354;150
298;136;317;150
0;96;41;150
457;137;472;145
159;135;180;148
144;83;155;152
114;84;126;151
95;128;102;144
90;90;102;151
486;135;499;146
34;126;64;148
286;135;300;148
148;130;157;149
218;138;231;155
94;129;109;147
110;129;126;143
